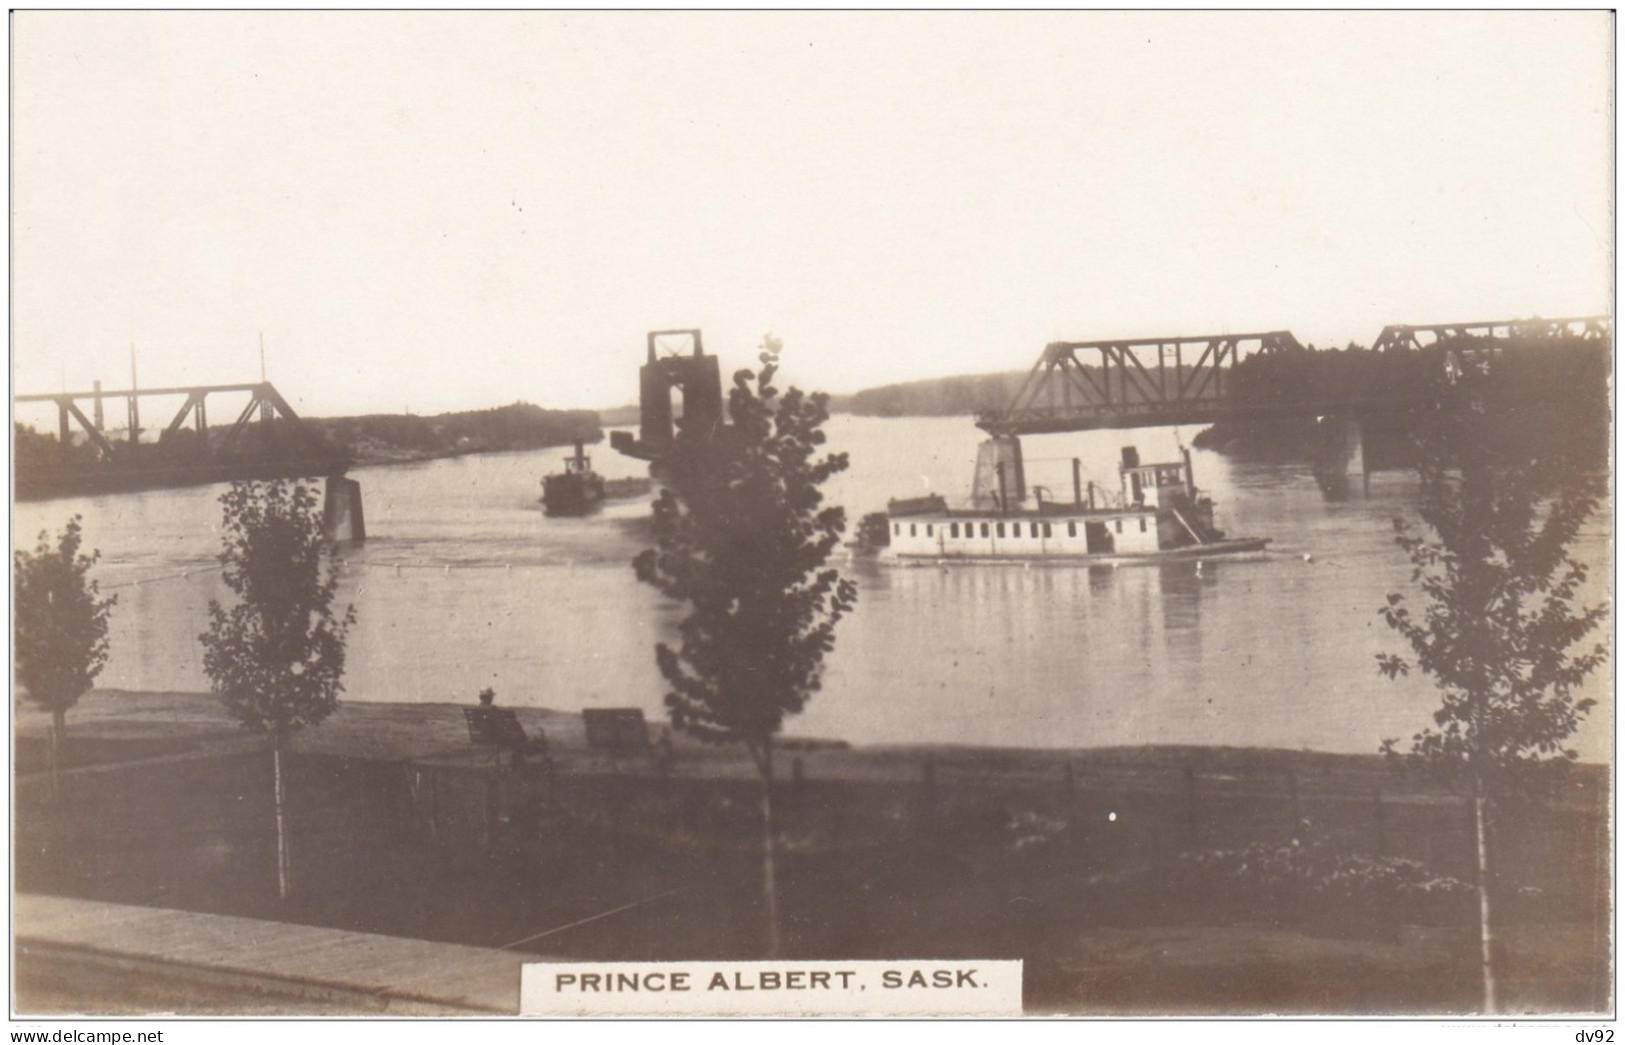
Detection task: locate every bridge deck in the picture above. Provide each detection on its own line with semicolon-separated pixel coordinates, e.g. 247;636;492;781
978;397;1415;436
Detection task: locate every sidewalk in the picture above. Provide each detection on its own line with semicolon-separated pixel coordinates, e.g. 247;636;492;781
14;894;535;1015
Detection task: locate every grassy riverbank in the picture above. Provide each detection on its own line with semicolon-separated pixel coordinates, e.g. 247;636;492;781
14;690;1611;1015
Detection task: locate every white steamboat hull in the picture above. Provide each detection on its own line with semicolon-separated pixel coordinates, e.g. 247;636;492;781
882;534;1271;565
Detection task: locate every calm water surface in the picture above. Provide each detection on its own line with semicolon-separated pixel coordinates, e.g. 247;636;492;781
15;416;1612;759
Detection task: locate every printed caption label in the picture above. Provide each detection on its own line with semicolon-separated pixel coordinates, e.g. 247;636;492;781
521;959;1023;1016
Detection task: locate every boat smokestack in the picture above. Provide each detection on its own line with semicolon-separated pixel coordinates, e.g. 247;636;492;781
1121;446;1140;468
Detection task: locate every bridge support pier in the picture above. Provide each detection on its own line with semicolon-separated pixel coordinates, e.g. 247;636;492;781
323;476;366;543
1312;417;1369;499
972;436;1026;510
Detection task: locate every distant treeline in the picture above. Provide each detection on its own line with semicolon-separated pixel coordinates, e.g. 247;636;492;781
15;422;98;476
308;401;602;464
831;371;1028;418
597;404;642;427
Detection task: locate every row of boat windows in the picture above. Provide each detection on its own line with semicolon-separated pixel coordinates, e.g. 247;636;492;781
893;518;1148;539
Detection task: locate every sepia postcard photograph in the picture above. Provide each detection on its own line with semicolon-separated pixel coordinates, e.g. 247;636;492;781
8;9;1614;1024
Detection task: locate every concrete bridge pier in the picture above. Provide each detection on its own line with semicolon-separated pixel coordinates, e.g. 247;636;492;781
323;476;366;543
1312;416;1369;499
971;436;1026;510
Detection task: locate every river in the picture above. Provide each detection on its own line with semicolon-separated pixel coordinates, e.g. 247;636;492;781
14;415;1612;760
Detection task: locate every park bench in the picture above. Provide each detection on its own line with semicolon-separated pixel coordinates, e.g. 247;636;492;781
582;708;661;769
464;706;550;769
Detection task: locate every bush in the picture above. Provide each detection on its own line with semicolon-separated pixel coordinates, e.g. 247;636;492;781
854;512;891;551
1173;841;1473;928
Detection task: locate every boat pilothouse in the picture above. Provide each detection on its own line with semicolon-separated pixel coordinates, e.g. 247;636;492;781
884;441;1269;562
541;439;607;516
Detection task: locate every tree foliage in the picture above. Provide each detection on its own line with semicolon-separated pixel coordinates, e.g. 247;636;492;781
633;339;857;768
1376;370;1608;1015
14;516;116;724
200;480;354;739
1377;377;1609;786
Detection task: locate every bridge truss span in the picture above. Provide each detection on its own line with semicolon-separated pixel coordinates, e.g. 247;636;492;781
1370;315;1611;354
14;380;353;502
978;330;1307;436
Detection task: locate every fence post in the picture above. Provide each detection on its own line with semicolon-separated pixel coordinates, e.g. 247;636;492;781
1183;766;1198;849
405;766;422;838
921;756;937;841
1592;805;1609;1012
1062;760;1080;851
1287;770;1302;836
609;762;624;855
1372;789;1386;855
482;775;498;852
427;769;439;843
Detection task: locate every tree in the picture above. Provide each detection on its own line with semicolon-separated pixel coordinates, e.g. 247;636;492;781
14;516;117;801
1377;381;1608;1014
199;479;354;899
634;337;857;956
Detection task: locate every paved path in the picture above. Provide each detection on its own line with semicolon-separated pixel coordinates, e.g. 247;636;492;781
15;893;535;1015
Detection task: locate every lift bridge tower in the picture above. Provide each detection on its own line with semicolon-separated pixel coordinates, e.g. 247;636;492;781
609;329;724;465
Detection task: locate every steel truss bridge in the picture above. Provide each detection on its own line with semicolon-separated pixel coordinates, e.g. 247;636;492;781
15;381;350;500
977;316;1609;436
1369;315;1611;354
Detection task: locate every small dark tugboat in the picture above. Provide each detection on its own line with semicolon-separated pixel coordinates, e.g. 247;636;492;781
541;439;606;516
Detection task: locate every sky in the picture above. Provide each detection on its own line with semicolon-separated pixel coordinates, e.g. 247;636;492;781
11;11;1614;420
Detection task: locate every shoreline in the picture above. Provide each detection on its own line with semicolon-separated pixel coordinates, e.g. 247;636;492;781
17;687;1609;784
